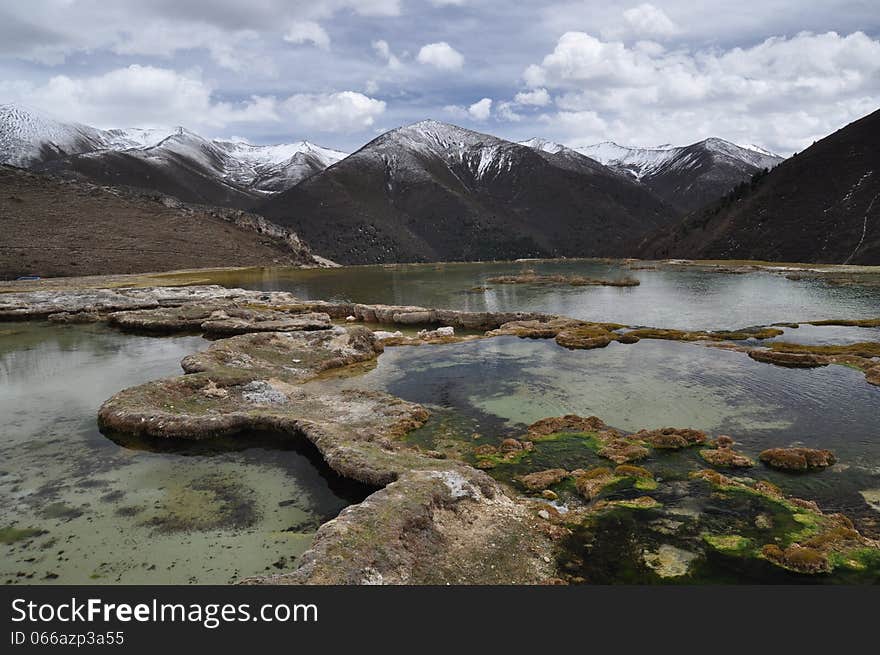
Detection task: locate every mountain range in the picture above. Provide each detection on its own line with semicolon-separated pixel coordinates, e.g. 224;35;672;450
638;108;880;265
3;102;877;269
257;120;674;264
0;104;346;207
524;137;782;214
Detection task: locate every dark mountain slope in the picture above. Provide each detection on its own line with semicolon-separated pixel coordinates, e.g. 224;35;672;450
638;109;880;264
0;166;324;279
258;121;674;264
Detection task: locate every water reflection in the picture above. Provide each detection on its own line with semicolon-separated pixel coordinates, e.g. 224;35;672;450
165;261;880;330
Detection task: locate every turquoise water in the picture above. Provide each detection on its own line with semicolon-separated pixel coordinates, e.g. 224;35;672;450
319;336;880;525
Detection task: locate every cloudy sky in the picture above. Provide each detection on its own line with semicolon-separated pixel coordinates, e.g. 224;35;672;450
1;0;878;154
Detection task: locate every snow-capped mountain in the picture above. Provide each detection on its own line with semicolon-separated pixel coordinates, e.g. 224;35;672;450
519;135;783;214
579;139;781;180
0;104;109;167
519;137;567;154
0;104;347;200
576;138;784;213
102;126;177;150
258;119;674;264
213;139;346;192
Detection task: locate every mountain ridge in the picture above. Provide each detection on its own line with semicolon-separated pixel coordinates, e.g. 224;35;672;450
0;104;347;199
637;108;880;265
257;119;676;264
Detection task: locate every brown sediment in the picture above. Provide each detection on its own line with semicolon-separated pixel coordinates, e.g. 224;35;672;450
766;341;880;358
526;415;608;440
574;467;620;500
518;469;569;492
378;333;485;347
554;325;622;350
758;447;837;472
487;318;595;339
597;436;650;464
760;544;830;573
633;427;707;449
747;349;827;368
486;271;640;287
806;318;880;327
626;327;783;342
745;341;880;386
699;447;755;468
613;464;653;479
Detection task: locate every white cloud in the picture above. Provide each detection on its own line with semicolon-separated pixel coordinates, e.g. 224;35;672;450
543;110;608;138
523;30;880;152
496;101;522;122
622;4;679;38
0;1;400;69
514;88;551;106
284;21;330;50
0;65;278;129
416;42;464;71
281;91;386;132
372;39;402;69
0;65;387;136
443;97;493;121
442;104;468;119
468;97;492;120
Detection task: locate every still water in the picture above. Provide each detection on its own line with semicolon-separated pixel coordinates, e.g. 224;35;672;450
2;261;879;583
0;323;363;584
162;260;880;330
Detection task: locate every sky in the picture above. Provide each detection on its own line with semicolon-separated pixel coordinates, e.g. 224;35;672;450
1;0;879;155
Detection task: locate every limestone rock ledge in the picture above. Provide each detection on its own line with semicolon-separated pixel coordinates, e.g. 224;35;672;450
95;324;557;584
242;468;556;585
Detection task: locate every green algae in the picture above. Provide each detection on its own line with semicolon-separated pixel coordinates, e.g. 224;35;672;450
634;477;659;491
0;526;45;545
702;533;752;555
612;496;663;510
474;448;530;469
40;502;83;520
140;473;259;535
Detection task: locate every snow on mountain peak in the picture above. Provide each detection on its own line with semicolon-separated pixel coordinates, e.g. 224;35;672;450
0;103;107;166
0;105;348;192
213;138;346;169
574;137;783;180
519;137;566;154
